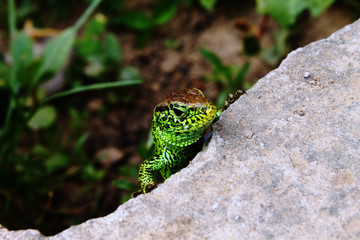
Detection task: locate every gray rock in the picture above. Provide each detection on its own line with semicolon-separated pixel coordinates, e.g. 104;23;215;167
2;19;360;240
0;225;44;240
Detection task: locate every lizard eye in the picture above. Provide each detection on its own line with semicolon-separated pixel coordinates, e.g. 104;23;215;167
173;108;185;117
169;104;188;118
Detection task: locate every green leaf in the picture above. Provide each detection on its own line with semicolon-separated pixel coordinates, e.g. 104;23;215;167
261;28;289;65
45;152;69;173
74;133;89;155
83;14;107;37
199;47;226;74
255;0;335;27
304;0;335;17
121;194;132;204
28;105;57;130
215;90;229;109
82;164;104;181
76;15;107;59
118;164;139;178
232;62;250;89
153;1;177;25
31;144;48;156
12;32;34;67
35;28;76;84
103;33;122;64
119;11;152;30
76;37;101;60
199;0;217;11
10;32;34;91
17;59;44;93
244;81;254;91
113;179;138;191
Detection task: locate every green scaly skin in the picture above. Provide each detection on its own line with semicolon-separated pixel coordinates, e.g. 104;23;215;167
133;88;244;196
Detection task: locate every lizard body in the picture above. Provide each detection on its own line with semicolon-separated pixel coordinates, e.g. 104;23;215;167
134;88;244;195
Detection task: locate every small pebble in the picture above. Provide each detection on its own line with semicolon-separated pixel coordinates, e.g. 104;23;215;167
304;72;310;78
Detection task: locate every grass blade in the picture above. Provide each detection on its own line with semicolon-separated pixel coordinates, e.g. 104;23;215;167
73;0;103;32
41;80;142;103
7;0;16;40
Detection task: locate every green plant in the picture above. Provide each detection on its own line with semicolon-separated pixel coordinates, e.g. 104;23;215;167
83;0;218;47
256;0;335;28
0;0;142;233
252;0;336;65
70;11;144;108
1;0;141;159
113;164;139;203
199;47;250;108
198;0;218;11
75;13;122;78
107;0;206;46
261;28;290;65
116;0;179;46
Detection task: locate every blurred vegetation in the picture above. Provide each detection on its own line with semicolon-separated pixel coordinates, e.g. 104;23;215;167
256;0;335;28
0;0;141;235
200;47;250;108
0;0;357;236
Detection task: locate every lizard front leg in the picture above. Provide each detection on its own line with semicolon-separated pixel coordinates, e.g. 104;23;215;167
223;90;246;110
213;90;246;123
134;156;164;196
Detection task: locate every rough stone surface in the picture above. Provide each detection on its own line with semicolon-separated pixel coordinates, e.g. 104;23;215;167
1;19;360;239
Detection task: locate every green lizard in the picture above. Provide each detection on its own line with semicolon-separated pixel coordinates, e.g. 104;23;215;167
133;88;244;196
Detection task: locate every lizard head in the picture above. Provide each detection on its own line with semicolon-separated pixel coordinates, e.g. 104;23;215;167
153;88;219;147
